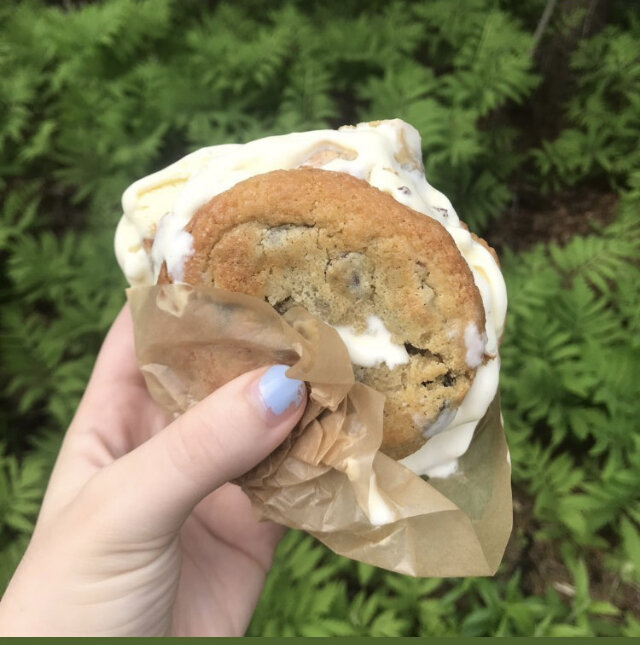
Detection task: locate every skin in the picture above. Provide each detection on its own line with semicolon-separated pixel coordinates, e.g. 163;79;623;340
0;306;306;636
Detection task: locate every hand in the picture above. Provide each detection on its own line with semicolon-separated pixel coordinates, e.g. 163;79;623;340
0;305;307;636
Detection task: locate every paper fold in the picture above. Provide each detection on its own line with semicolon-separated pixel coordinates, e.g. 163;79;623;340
128;284;512;577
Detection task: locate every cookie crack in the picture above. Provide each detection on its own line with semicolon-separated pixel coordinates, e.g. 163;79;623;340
404;343;445;364
420;370;457;388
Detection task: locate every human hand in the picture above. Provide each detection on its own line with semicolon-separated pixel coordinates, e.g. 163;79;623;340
0;305;307;636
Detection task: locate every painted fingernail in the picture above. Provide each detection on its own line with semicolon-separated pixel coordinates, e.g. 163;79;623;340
257;365;305;416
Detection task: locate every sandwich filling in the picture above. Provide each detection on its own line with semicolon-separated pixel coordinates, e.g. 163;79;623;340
115;119;507;478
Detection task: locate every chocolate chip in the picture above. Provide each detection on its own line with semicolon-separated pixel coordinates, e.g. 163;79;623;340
404;343;445;363
404;343;429;357
443;372;456;387
273;297;295;314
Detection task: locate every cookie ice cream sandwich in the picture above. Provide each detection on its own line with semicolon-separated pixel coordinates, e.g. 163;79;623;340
115;120;507;476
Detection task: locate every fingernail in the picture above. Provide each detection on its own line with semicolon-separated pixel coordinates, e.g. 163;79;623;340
257;365;305;416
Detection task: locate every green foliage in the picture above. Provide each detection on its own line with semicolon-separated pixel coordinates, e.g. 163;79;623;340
0;443;53;590
1;0;639;637
359;0;538;227
533;12;640;191
0;0;539;230
500;185;640;553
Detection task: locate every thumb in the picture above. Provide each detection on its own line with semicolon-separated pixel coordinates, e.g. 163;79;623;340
89;365;306;537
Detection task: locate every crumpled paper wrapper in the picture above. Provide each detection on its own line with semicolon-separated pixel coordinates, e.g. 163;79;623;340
127;284;512;577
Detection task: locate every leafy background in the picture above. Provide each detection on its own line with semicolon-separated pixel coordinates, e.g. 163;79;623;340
1;0;639;636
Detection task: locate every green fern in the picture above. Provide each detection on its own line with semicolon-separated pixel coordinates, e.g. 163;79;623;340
501;180;640;557
1;0;639;637
533;17;640;191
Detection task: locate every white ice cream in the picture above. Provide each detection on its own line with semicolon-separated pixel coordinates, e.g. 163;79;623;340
464;322;487;368
115;119;507;479
334;315;409;370
150;210;194;283
400;357;500;478
367;473;395;526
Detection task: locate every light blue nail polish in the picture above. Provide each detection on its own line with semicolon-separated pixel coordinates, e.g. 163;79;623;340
258;365;304;416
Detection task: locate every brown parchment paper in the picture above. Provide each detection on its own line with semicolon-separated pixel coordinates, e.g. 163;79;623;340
127;284;512;577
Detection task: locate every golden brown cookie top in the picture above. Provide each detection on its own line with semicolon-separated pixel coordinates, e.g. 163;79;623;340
159;168;487;459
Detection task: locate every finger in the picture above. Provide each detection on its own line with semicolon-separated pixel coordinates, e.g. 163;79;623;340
75;302;172;449
66;303;157;452
192;483;286;570
39;304;167;522
86;365;306;538
74;304;148;423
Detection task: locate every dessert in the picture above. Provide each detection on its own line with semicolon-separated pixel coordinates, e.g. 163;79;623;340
115;119;507;477
156;167;485;460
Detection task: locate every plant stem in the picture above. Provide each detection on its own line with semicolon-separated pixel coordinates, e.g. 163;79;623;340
530;0;558;55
